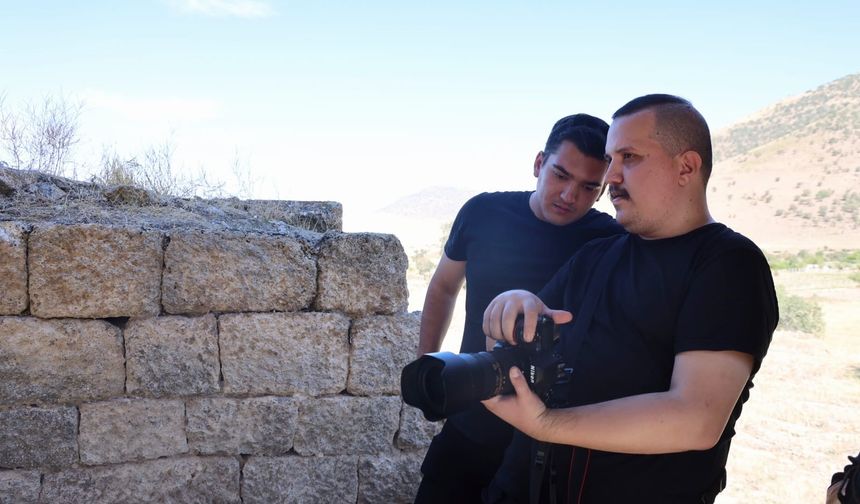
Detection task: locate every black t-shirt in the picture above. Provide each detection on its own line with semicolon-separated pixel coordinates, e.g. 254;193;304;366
497;223;779;503
445;191;625;354
443;191;624;444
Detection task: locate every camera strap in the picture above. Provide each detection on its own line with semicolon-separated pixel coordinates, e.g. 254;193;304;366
530;234;629;504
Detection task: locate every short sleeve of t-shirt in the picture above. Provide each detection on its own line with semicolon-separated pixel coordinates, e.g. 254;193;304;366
674;246;778;367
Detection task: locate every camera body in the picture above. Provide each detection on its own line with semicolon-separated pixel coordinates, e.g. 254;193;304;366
401;315;568;421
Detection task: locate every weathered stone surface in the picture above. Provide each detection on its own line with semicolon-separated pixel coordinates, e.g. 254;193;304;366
243;455;358;504
28;224;162;318
0;317;125;404
396;403;443;450
126;315;220;397
227;200;343;233
348;312;420;395
315;232;408;316
79;399;187;465
0;470;40;504
42;456;240;503
0;406;77;469
220;312;349;396
0;167;335;238
358;452;424;504
187;396;298;455
162;231;316;314
0;222;28;315
294;396;400;455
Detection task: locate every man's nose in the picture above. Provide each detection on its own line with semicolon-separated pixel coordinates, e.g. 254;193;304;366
605;161;623;184
560;184;577;202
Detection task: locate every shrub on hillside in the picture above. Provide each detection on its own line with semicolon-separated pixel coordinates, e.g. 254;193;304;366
776;286;825;335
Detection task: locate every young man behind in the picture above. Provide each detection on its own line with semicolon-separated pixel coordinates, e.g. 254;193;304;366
481;94;779;503
415;114;625;503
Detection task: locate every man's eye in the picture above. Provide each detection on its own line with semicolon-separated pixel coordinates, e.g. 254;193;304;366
623;153;635;160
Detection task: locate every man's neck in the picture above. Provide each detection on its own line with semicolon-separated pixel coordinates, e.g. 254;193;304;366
638;200;713;240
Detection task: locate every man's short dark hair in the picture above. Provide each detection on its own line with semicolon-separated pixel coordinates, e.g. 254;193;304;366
612;94;714;182
544;113;609;163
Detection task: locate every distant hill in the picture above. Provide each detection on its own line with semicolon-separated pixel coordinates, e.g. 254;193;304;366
714;74;860;162
707;73;860;250
379;186;478;220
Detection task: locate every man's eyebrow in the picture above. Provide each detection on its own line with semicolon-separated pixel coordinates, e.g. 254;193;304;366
605;145;634;160
609;145;634;154
553;164;602;186
552;164;571;176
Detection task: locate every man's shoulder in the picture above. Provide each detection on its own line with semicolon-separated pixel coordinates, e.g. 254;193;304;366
464;191;530;206
680;223;771;275
697;223;766;257
455;191;530;218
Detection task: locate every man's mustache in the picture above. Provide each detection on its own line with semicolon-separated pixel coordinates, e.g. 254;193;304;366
609;186;629;199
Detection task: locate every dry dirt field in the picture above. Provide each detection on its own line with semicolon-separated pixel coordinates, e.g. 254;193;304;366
406;268;860;504
720;270;860;503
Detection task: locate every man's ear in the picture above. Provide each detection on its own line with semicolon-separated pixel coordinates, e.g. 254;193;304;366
534;151;545;178
677;150;703;187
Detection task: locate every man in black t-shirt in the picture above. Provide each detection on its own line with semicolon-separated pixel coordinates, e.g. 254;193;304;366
414;115;624;503
481;95;779;503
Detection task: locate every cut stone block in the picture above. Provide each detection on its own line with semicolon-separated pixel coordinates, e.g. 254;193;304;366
396;403;444;450
28;224;162;318
220;312;349;396
126;315;220;397
0;222;28;315
187;396;298;455
242;455;357;504
358;452;424;504
347;312;420;395
315;232;408;316
0;470;40;504
79;399;188;465
0;317;124;404
162;230;316;314
42;456;240;503
294;396;400;456
0;406;77;469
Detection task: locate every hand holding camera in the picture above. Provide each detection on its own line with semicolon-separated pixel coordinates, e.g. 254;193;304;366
481;289;573;346
400;313;569;421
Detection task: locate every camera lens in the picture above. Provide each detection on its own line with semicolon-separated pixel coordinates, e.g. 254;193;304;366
401;316;558;421
400;348;523;421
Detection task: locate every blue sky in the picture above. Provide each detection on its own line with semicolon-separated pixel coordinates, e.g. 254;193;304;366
2;0;858;221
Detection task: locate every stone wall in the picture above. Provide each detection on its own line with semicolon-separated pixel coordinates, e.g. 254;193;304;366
0;196;440;503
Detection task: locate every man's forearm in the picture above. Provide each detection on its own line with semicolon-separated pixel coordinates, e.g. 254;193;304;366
417;287;458;355
539;391;728;454
417;256;466;356
485;350;753;454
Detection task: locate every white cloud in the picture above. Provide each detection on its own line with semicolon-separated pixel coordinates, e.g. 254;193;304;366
167;0;275;18
84;90;221;122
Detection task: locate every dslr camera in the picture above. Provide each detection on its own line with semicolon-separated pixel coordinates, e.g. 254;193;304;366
400;315;569;421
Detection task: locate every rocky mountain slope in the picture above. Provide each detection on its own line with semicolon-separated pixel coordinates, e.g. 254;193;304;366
708;73;860;250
